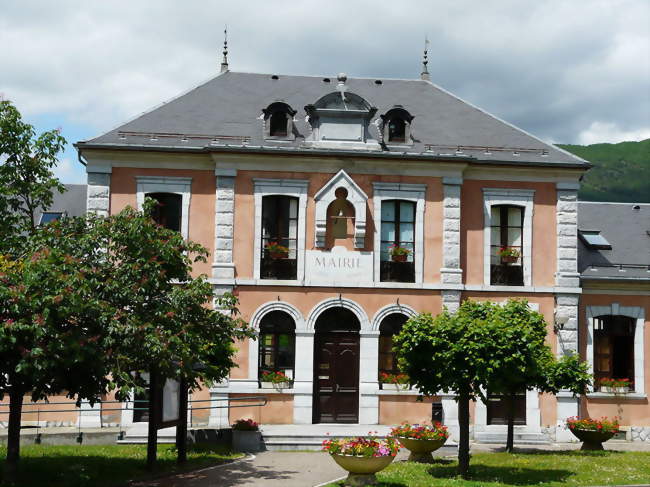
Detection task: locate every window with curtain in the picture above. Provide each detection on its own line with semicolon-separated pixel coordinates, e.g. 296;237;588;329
258;311;296;382
261;195;298;280
146;192;182;232
378;313;409;378
490;205;524;286
594;315;635;391
380;200;415;282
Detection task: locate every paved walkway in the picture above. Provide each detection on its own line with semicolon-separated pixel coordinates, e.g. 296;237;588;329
130;450;370;487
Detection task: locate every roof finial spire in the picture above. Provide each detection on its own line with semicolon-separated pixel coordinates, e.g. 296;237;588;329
420;36;430;81
220;26;229;73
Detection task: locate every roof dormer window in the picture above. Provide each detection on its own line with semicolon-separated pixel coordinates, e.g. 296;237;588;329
263;102;296;140
381;107;414;145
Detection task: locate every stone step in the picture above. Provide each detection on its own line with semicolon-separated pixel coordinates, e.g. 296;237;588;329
474;431;550;444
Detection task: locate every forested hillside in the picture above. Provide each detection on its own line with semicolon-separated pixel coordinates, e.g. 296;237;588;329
558;139;649;203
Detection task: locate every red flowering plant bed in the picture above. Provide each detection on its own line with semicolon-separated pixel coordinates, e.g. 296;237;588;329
260;370;292;384
379;372;409;384
322;434;400;458
390;422;449;441
599;378;632;392
566;416;620;434
232;418;259;431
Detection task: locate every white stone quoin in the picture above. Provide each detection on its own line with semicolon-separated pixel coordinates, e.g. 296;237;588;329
213;168;237;279
440;177;463;286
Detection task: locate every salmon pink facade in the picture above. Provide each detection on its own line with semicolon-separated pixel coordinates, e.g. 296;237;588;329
69;69;649;444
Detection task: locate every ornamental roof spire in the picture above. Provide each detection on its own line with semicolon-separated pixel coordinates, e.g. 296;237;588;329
220;27;229;73
420;36;430;81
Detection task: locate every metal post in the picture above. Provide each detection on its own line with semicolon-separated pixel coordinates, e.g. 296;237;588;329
176;378;188;464
146;368;159;472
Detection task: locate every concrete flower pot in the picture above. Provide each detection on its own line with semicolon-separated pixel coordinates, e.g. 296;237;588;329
232;430;262;452
330;454;395;486
260;381;291;390
601;386;630;394
397;437;446;463
570;428;617;450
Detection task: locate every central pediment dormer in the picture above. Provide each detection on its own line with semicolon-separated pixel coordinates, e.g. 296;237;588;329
314;169;369;249
304;73;381;151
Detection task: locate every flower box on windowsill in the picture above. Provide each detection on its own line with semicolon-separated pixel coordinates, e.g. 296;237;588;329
600;386;630;394
260;381;291;390
381;383;410;391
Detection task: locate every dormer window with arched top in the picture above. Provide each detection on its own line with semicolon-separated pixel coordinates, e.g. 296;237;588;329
381;107;414;145
304;74;380;150
263;102;296;139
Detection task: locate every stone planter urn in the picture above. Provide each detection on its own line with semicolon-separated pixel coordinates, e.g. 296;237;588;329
396;437;446;463
232;430;263;452
330;454;395;486
570;428;617;450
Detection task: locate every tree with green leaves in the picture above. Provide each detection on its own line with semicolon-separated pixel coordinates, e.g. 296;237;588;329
393;300;498;477
483;300;591;452
0;99;66;256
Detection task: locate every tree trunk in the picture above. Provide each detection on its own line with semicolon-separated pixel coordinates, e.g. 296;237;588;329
176;378;188;465
146;370;159;472
457;390;471;478
4;386;24;484
506;392;515;453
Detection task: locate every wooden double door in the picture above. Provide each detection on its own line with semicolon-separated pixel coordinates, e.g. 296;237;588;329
487;394;526;425
313;331;360;423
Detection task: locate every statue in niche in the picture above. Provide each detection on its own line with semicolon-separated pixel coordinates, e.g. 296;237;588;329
326;187;355;248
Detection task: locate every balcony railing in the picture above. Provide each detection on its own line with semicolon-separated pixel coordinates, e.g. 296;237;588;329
380;260;415;283
260;256;297;280
490;264;524;286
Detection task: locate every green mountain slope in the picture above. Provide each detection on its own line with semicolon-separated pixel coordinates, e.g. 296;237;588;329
557;139;650;203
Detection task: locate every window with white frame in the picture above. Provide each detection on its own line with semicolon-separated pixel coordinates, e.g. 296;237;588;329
136;176;191;239
483;189;534;287
586;304;645;395
253;178;308;281
373;182;426;284
258;310;296;383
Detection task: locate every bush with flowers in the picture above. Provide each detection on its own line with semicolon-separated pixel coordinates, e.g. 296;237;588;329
599;378;632;389
566;416;619;434
260;370;292;384
379;372;409;385
390;422;449;441
322;434;400;458
232;418;259;431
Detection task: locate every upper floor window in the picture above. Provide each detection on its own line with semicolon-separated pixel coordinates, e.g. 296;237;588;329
261;195;298;280
594;315;635;391
263;102;296;139
147;192;182;232
378;313;409;384
380;200;415;282
381;107;413;145
258;311;295;384
490;205;524;286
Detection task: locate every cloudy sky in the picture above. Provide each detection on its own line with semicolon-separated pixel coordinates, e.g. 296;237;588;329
1;0;649;183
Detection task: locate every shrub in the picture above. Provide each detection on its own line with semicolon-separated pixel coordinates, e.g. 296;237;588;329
232;418;259;431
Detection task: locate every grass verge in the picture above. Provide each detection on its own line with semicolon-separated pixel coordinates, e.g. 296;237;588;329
0;442;243;487
326;451;650;486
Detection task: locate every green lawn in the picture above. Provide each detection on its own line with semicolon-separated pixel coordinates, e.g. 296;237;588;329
0;443;242;487
327;451;650;486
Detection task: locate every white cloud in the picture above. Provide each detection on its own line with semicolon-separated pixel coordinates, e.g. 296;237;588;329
0;0;648;147
53;156;85;184
577;122;650;145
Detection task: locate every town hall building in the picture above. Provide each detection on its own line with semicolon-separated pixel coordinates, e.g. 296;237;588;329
72;51;649;444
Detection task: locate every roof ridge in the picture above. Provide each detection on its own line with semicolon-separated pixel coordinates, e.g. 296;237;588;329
227;70;425;83
420;78;589;165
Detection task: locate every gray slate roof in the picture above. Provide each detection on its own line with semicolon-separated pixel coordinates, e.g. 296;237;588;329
79;71;587;167
35;184;87;223
578;202;650;281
